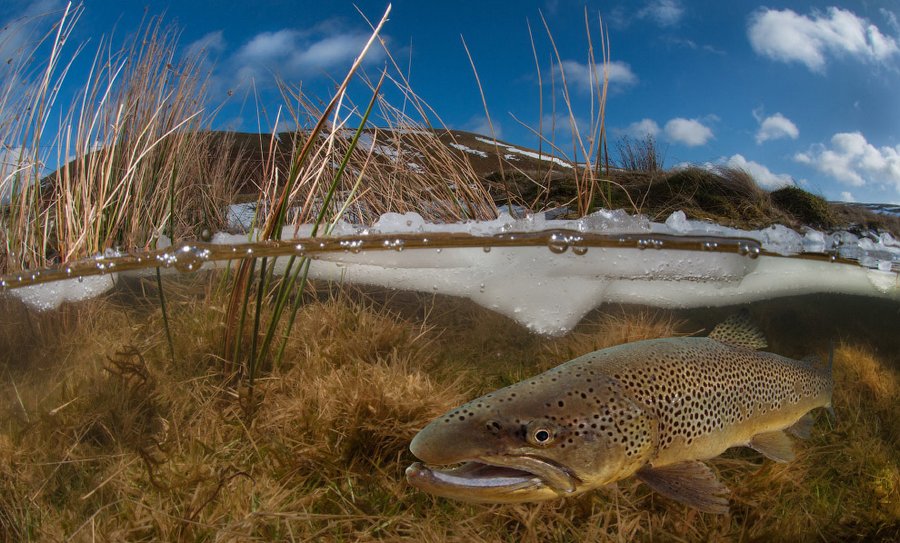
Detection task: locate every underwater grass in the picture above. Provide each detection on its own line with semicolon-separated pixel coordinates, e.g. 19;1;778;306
0;284;898;541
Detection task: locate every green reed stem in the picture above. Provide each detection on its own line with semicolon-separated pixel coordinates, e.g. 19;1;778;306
259;72;385;371
247;256;268;391
232;257;257;371
155;267;175;365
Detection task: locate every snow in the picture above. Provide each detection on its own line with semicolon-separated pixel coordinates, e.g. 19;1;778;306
228;202;257;230
475;137;574;169
448;143;488;158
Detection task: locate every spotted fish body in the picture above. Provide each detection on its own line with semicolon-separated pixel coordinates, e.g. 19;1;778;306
406;314;833;513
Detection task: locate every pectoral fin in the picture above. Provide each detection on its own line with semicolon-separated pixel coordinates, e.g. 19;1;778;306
750;430;795;462
636;461;730;514
786;413;815;440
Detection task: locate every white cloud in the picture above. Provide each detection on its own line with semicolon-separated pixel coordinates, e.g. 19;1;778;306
747;7;900;72
210;25;386;89
0;0;66;103
882;9;900;34
0;0;66;62
464;115;502;139
724;154;794;189
664;118;713;146
794;132;900;193
559;60;637;92
620;118;661;138
184;30;226;59
840;191;855;202
756;112;799;144
638;0;684;27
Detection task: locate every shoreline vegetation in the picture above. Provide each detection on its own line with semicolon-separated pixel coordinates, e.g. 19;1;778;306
1;4;898;541
2;5;897;278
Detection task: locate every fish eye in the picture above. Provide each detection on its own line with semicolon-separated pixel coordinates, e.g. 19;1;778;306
529;427;554;446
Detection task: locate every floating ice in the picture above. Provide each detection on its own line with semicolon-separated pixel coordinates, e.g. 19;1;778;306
5;207;899;335
664;210;691;233
11;274;115;311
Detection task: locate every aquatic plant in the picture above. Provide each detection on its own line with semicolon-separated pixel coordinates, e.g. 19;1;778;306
0;290;897;541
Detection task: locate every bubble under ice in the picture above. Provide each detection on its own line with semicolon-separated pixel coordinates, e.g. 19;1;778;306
8;209;900;331
218;209;898;334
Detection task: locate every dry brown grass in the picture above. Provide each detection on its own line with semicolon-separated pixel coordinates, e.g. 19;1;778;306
1;6;243;273
2;287;896;542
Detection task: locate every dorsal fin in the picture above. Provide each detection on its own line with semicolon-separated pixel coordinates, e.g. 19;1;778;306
708;311;767;350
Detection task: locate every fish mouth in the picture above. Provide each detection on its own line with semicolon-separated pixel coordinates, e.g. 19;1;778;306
405;455;579;503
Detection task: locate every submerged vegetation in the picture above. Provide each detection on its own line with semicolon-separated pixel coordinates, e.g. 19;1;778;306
1;3;898;542
0;284;898;541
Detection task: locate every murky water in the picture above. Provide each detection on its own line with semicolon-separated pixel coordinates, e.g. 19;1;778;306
0;227;898;541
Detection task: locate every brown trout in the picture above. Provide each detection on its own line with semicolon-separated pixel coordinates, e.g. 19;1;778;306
406;313;832;513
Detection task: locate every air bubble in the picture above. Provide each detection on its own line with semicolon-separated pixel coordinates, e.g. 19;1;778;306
173;245;209;273
548;236;569;254
737;242;761;258
548;232;582;254
383;238;405;251
573;246;588;256
483;246;492;253
339;239;363;254
157;251;175;268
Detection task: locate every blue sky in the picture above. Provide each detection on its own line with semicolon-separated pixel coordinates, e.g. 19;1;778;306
3;1;900;204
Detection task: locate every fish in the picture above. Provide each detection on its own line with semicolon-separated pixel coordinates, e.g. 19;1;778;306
405;312;833;514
